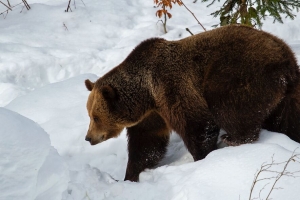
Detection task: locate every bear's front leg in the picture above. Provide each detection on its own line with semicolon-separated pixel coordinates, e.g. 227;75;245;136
125;112;170;182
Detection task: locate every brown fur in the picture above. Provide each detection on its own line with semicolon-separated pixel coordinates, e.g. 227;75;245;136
85;25;300;181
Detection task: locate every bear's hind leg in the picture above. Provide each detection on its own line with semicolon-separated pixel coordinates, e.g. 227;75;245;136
207;97;278;146
213;102;271;146
180;118;220;161
125;111;170;182
203;69;287;146
263;83;300;143
220;124;261;146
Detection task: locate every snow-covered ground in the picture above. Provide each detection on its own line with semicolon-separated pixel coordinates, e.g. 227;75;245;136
1;1;300;199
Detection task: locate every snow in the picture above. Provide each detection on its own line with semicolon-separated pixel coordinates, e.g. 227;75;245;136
1;0;300;199
0;108;68;200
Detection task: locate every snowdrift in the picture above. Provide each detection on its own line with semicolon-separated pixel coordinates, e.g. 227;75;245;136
0;108;68;200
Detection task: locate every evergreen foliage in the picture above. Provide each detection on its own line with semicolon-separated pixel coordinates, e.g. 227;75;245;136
202;0;300;28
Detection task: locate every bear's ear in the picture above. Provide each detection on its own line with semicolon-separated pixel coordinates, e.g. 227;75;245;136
101;85;117;101
85;79;95;91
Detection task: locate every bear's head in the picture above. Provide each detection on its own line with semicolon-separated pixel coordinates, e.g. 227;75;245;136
84;79;142;145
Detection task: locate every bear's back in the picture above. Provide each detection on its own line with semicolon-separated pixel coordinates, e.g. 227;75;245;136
178;25;295;67
172;25;298;85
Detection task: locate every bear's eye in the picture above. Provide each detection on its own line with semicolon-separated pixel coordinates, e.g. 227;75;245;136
93;117;99;123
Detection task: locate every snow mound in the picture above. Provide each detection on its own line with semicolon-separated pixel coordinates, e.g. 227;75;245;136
0;108;69;200
6;74;98;152
62;138;300;200
6;73;129;180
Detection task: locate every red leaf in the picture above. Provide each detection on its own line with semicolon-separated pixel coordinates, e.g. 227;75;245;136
167;12;172;18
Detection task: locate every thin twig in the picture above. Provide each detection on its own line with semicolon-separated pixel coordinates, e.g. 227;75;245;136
249;168;264;200
0;1;12;10
80;0;86;7
21;0;30;10
1;2;21;11
249;149;300;200
265;153;300;199
259;182;270;200
256;176;278;182
65;0;72;12
0;2;22;18
63;23;69;31
84;191;91;200
20;5;25;13
0;9;7;16
180;0;206;31
186;28;194;35
2;10;7;18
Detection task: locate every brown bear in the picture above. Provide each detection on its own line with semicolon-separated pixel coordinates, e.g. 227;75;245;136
84;25;300;182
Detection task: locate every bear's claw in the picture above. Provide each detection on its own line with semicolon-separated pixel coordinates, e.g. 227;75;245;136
221;134;258;146
221;134;242;146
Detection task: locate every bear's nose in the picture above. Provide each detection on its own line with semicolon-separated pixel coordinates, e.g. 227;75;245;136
85;136;91;142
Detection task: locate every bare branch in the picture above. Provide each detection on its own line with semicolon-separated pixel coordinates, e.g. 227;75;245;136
249;149;300;200
0;1;12;11
0;2;22;18
249;168;265;200
63;22;69;31
21;0;30;10
80;0;86;7
256;177;278;182
259;183;270;200
1;10;7;18
186;28;194;36
180;0;206;31
65;0;72;12
265;153;300;199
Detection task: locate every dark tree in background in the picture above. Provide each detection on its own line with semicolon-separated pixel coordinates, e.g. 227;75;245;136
201;0;300;28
